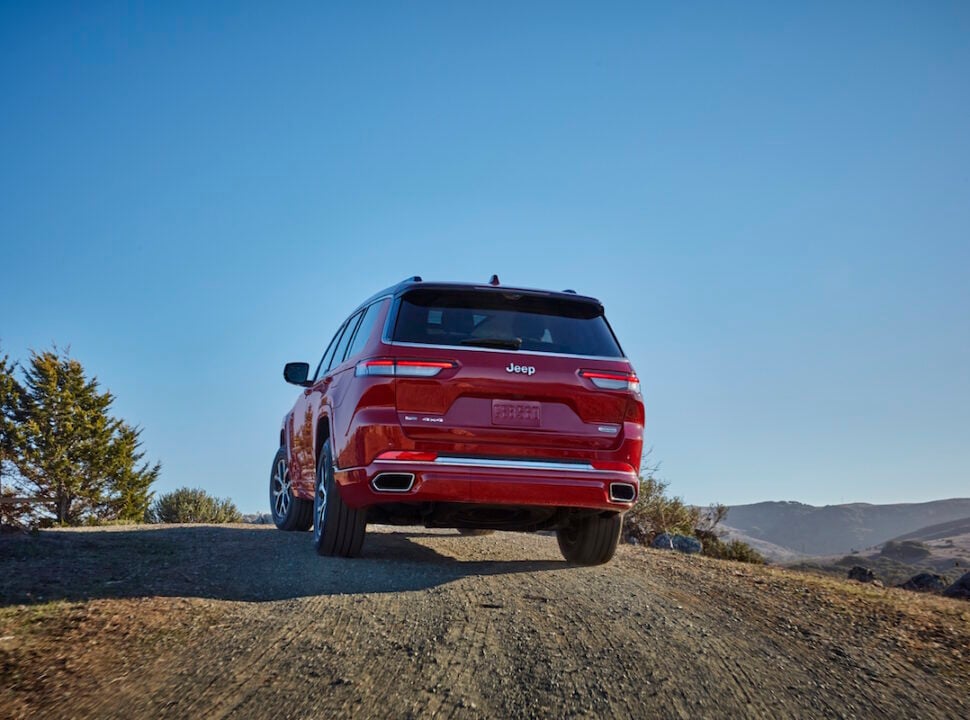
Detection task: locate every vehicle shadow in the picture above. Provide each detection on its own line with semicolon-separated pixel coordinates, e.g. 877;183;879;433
0;525;568;605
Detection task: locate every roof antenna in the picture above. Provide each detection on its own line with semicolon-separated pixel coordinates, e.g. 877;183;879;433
489;274;500;286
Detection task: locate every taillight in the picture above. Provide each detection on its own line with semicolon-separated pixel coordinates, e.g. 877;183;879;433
356;358;457;377
376;451;439;462
579;369;640;393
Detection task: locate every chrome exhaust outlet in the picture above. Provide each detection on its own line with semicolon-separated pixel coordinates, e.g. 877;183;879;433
609;482;637;503
371;473;415;493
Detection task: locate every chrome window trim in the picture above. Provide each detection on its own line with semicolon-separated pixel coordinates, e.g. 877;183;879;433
382;340;627;363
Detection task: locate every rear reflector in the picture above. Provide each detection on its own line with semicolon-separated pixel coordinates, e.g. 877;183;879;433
356;358;457;377
377;450;439;462
579;369;640;393
590;460;636;473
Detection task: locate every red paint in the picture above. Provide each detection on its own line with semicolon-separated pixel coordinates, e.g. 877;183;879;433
277;279;645;532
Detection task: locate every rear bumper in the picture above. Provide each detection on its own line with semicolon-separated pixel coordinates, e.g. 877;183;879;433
335;456;640;512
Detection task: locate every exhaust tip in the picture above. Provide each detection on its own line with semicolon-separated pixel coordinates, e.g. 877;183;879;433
371;473;415;493
609;482;637;503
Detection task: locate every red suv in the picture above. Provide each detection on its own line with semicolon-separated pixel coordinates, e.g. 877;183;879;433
271;276;643;565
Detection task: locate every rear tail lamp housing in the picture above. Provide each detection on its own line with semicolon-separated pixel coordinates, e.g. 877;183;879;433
579;369;640;393
356;358;457;378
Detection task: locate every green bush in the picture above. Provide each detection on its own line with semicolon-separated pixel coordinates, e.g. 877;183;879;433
696;529;766;564
148;487;241;524
622;461;763;564
623;472;700;544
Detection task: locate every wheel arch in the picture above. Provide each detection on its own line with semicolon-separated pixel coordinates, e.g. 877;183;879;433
315;413;331;469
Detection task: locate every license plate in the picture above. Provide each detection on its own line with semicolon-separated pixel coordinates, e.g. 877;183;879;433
491;400;541;428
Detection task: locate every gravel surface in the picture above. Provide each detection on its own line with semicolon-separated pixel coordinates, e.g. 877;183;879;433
1;524;968;719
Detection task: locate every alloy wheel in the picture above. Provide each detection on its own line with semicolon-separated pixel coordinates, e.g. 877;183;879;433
314;471;328;542
272;456;291;519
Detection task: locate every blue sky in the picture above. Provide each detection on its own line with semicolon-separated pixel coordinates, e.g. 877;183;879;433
2;2;968;512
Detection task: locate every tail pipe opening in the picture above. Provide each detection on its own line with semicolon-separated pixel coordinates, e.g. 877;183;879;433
371;473;416;493
609;482;637;503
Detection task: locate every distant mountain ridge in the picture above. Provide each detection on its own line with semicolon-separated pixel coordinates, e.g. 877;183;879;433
724;498;970;556
891;515;970;545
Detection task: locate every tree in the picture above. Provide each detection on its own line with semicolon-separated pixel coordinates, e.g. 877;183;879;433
0;348;28;526
0;346;160;525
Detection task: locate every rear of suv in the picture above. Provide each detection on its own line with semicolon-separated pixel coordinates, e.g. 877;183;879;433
272;276;644;565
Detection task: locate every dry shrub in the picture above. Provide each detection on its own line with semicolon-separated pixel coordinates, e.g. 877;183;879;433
148;487;241;524
623;461;764;564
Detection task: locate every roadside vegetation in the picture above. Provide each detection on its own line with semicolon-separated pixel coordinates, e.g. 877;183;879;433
1;345;160;529
623;460;765;564
148;487;241;524
790;539;962;587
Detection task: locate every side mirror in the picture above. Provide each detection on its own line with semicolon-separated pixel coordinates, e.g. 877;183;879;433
283;362;311;386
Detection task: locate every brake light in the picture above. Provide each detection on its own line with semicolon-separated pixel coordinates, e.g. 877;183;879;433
579;369;640;393
377;451;439;462
356;359;457;377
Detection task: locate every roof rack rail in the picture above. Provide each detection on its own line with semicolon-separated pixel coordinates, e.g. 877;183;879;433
562;289;577;294
404;275;422;282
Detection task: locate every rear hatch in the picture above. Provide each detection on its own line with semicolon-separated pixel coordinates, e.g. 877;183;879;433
370;286;639;452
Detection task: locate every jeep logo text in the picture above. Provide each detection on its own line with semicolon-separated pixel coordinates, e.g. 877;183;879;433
506;363;536;376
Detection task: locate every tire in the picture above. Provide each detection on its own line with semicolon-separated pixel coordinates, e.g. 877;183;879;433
313;441;367;557
457;528;495;536
556;513;622;565
270;448;313;531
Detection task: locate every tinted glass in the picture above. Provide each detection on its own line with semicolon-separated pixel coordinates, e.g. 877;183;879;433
344;301;384;361
313;327;343;381
328;310;363;370
392;289;623;357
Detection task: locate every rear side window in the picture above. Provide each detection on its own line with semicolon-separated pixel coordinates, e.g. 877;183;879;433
313;327;342;382
344;300;385;361
328;311;363;371
392;289;623;357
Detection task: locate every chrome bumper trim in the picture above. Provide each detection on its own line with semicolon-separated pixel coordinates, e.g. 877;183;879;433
375;456;632;474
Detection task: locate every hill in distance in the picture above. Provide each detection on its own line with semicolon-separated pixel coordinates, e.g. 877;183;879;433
723;498;970;557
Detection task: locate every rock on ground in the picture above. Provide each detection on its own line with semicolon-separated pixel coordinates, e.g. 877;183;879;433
897;573;948;593
651;532;702;554
847;565;875;583
943;571;970;600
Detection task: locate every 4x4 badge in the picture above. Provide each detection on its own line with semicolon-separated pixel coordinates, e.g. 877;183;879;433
506;363;536;376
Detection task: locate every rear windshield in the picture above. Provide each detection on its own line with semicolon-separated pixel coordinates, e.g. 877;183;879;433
391;289;624;358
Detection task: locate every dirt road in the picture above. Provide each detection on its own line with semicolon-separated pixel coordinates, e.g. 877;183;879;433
2;524;968;719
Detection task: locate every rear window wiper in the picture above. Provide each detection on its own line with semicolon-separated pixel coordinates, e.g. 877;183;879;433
460;337;522;350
